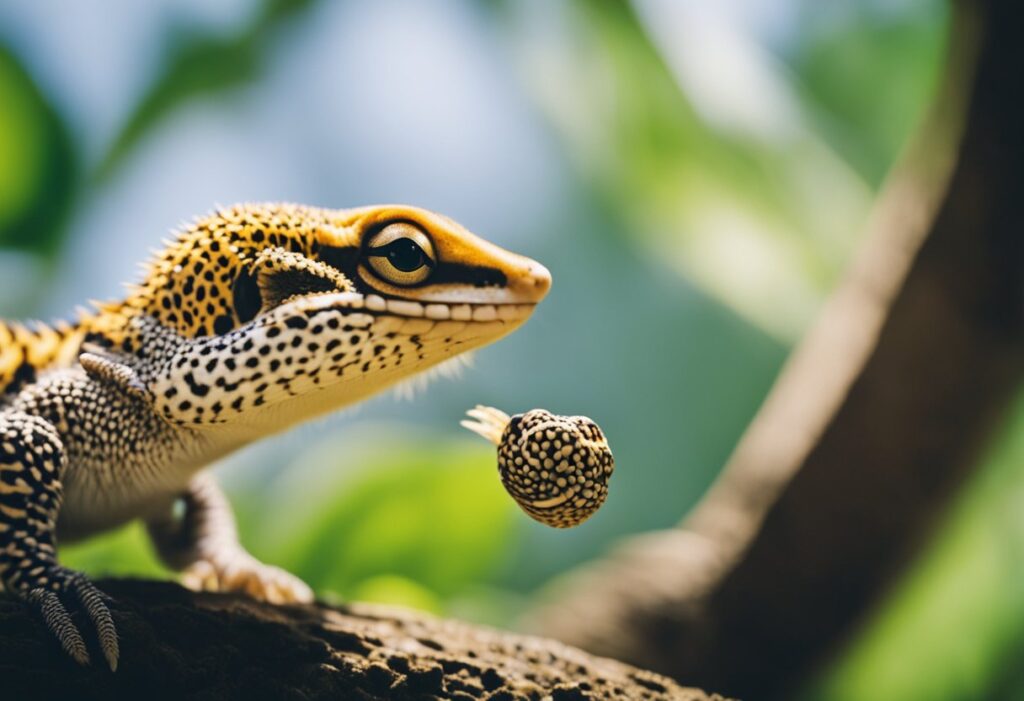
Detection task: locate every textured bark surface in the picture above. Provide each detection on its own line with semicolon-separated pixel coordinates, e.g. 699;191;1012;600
0;579;723;701
526;0;1024;698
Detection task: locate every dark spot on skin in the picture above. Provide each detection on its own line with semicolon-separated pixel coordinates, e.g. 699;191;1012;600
214;311;234;333
4;361;36;396
232;268;262;326
184;373;210;397
318;245;358;275
285;316;307;330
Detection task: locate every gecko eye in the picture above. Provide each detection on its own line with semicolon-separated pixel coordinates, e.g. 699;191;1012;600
365;222;435;286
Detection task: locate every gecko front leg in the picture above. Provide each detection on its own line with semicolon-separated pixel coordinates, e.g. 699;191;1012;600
146;472;313;604
0;412;119;670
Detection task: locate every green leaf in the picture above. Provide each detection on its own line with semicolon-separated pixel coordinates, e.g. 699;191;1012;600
482;1;943;341
96;0;317;180
251;425;519;606
0;44;76;259
61;521;170;580
807;391;1024;701
791;3;948;186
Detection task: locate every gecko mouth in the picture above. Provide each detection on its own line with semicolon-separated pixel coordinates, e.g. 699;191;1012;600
295;291;538;323
361;294;537;322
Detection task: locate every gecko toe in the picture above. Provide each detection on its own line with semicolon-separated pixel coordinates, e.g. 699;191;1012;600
71;574;120;672
28;587;91;667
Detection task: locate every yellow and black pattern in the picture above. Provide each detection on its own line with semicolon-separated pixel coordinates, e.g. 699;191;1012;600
0;411;119;669
0;320;83;397
0;202;551;670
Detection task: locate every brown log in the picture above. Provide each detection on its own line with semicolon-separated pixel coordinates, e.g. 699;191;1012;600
0;578;723;701
525;0;1024;697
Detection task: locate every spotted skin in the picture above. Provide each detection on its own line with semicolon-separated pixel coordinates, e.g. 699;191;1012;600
0;203;551;669
462;406;614;528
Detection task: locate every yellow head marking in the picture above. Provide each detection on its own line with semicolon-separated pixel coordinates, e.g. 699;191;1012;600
80;203;550;435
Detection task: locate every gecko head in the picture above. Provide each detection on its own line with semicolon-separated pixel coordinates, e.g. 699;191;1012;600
118;203;550;433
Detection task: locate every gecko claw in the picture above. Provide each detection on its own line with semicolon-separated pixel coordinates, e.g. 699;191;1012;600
22;570;119;671
28;588;91;667
71;574;120;671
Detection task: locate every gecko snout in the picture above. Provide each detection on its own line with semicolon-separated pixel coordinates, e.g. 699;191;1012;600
509;260;552;303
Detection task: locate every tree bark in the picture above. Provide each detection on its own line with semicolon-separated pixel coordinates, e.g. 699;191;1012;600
0;579;724;701
524;0;1024;697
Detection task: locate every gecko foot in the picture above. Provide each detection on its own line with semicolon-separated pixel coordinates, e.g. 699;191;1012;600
25;569;119;671
182;552;313;605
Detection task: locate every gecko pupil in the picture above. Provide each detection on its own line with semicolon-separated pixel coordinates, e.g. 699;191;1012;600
382;239;427;272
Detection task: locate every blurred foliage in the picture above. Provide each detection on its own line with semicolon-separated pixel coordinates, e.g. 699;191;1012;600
807;390;1024;701
0;45;75;258
65;430;516;617
484;0;944;341
62;522;169;582
790;2;949;186
8;2;1024;699
98;0;316;179
249;431;517;602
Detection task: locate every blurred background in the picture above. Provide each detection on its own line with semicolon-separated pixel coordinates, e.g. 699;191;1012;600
2;0;1022;698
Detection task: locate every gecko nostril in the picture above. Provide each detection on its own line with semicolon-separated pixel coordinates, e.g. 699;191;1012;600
528;262;552;296
507;261;550;303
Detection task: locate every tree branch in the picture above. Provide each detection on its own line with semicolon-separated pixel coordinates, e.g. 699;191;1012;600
0;579;723;701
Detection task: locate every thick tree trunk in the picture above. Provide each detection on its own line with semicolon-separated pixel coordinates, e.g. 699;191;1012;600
0;579;723;701
525;0;1024;698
